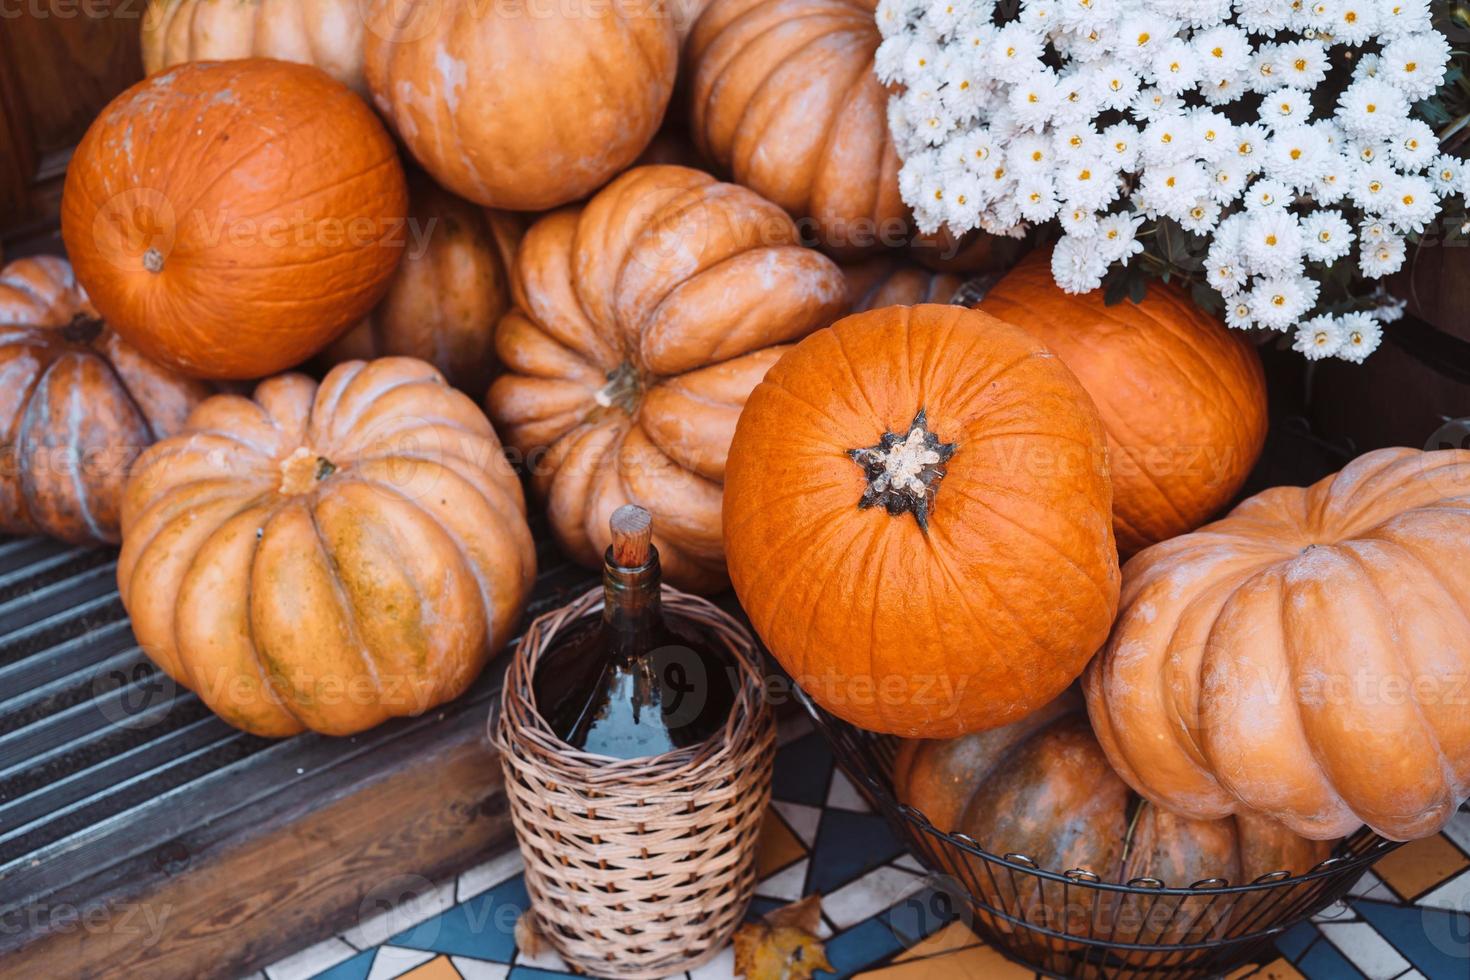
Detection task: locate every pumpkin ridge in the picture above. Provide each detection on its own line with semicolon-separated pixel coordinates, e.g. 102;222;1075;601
710;12;852;151
811;42;888;219
304;496;384;692
203;152;402;234
60;364;109;543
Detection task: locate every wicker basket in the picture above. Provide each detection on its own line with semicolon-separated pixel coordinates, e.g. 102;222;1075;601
492;586;776;979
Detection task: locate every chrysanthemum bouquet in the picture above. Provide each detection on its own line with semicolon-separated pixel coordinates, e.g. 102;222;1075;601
877;0;1468;362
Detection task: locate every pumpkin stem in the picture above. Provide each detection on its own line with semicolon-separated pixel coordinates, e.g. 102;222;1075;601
278;446;337;495
60;313;105;346
594;361;642;416
143;247;165;274
847;409;956;531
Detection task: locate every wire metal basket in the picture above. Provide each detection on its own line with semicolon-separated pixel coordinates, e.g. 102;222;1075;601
793;686;1402;979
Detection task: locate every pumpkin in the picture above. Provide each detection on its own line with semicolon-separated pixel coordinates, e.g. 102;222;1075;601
842;257;961;314
61;59;407;381
1085;447;1470;842
321;174;522;393
118;357;536;737
142;0;366;94
363;0;677;212
484;165;847;592
909;226;1025;274
0;256;211;545
894;693;1335;960
723;304;1120;737
981;250;1268;555
687;0;905;254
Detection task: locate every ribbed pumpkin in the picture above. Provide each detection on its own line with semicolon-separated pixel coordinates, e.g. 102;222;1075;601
895;694;1334;959
363;0;676;211
321;175;521;393
980;251;1268;555
118;358;536;737
485;165;847;592
0;256;210;545
723;304;1120;737
142;0;366;93
1085;447;1470;841
688;0;904;253
842;257;961;314
61;59;407;380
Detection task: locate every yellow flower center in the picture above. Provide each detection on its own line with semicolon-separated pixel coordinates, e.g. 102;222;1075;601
1265;234;1278;246
1295;58;1308;70
1290;148;1302;160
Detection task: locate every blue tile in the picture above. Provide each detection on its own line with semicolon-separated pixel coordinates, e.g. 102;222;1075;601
824;915;906;978
1276;919;1322;961
808;809;905;894
310;948;374;980
1297;936;1367;979
772;733;834;806
508;967;580;979
880;885;959;951
1355;898;1470;979
390;876;530;961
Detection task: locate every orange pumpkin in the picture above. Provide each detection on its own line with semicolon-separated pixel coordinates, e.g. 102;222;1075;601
0;256;211;545
363;0;677;211
142;0;367;93
842;257;962;314
723;304;1120;737
118;357;536;737
61;59;407;380
321;175;522;393
688;0;904;253
895;694;1334;961
1085;447;1470;841
485;165;848;592
981;250;1268;555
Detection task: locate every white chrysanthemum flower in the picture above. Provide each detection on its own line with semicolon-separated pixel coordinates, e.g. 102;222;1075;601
1206;242;1248;296
1140;114;1196;166
928;0;969;36
1180;197;1223;233
1089;60;1142;111
1007;69;1061;130
1188;109;1235;162
1374;293;1408;322
1336;78;1410;141
1275;40;1329;89
1060;203;1099;236
943;172;985;228
1017;174;1060;220
1096;212;1145;263
1294;315;1344;359
1200;70;1248;106
1300;210;1354;262
1101;121;1142;170
1244;177;1293;210
1326;0;1379;45
1150;39;1201;96
1251;274;1314;331
1246;44;1285;93
1114;15;1173;65
1194;26;1251;75
1142;161;1209;218
957;128;1001;171
1053;122;1100;162
1429;154;1464;195
1225;294;1256;330
1051;234;1109;292
1058;160;1121;210
1008;132;1053;173
1133;87;1185;122
875;36;910;85
1233;122;1271;174
1017;0;1058;32
1359;233;1406;277
1379;33;1451;101
1359;217;1392;243
1260;86;1313;130
1266;125;1330;191
1336;311;1383;362
1350;160;1398;213
1379;0;1432;39
992;24;1045;82
1243;208;1303;273
1387;120;1437;172
1208;158;1250;204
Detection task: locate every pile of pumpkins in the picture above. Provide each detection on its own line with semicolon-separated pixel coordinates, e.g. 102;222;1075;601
2;0;1466;904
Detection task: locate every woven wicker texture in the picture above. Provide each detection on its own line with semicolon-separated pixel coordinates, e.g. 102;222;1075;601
493;587;775;978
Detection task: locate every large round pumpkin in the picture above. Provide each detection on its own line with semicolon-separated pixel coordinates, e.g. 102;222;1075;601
363;0;676;212
842;257;961;314
0;256;210;545
485;165;847;592
1085;447;1470;841
723;304;1120;737
142;0;366;93
61;59;407;380
118;357;536;737
981;251;1268;556
894;694;1334;959
687;0;904;253
321;174;521;393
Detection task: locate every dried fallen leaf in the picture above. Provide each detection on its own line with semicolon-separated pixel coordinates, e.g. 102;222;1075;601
515;910;548;959
733;894;833;979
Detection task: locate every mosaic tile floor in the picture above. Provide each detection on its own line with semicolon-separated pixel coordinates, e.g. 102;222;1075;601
259;719;1470;980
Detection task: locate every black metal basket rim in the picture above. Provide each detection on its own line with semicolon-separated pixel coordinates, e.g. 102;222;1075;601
954;899;1303;955
791;684;1396;896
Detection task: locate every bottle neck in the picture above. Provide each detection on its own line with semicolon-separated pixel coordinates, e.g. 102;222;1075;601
602;551;663;660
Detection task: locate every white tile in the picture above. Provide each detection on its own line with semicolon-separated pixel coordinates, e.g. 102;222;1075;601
514;940;570;972
365;946;435;980
1348;871;1395;902
1319;921;1411;980
1418;868;1470;913
457;849;525;902
688;945;735;979
451;956;511;980
1312;899;1357;923
893;853;926;874
822;865;922;930
756;859;809;902
1442;810;1470;855
826;770;870;813
772;801;821;848
342;878;456;950
263;937;358;980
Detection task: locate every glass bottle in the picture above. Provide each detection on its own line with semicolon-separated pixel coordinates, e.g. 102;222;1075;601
533;505;738;759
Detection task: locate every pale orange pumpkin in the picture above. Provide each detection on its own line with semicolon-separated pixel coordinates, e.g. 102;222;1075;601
842;256;962;314
724;304;1120;737
981;250;1268;555
1085;447;1470;841
142;0;367;93
363;0;677;211
485;165;848;592
61;59;407;380
118;357;536;737
687;0;905;253
321;174;522;393
0;256;211;545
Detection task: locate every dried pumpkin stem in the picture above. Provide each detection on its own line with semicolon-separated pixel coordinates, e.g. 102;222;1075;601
847;409;956;531
143;247;165;274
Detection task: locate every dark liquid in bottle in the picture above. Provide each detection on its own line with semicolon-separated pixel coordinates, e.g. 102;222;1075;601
533;548;738;759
